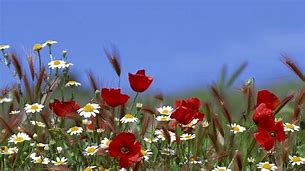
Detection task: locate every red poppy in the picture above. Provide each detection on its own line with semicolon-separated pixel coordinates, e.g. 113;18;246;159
128;69;153;92
108;132;142;168
49;99;80;117
101;88;130;107
252;103;274;125
254;118;285;151
170;97;205;125
257;90;280;110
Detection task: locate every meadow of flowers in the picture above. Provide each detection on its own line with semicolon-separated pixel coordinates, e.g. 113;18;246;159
0;41;305;171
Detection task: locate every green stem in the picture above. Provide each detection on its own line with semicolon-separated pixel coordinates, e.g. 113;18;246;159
129;92;139;113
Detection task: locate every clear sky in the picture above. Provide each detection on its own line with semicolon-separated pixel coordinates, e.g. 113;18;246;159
1;0;305;93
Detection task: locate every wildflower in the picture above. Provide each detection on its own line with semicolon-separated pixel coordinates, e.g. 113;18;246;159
257;161;277;171
253;103;274;125
49;99;80;117
161;148;175;156
97;128;104;133
141;149;152;161
229;123;246;134
128;69;153;92
143;137;159;143
51;157;68;166
101;88;129;107
254;118;285;151
67;126;83;135
182;118;200;128
155;115;171;122
154;129;176;143
42;40;58;47
0;97;12;104
212;166;231;171
0;44;10;50
289;155;305;166
30;153;50;164
189;156;202;164
84;146;99;156
171;98;205;125
202;121;210;128
247;157;255;163
37;143;49;150
57;147;63;153
8;132;31;144
256;90;280;110
78;103;100;118
157;106;173;115
24;103;44;113
284;123;300;132
48;60;69;69
180;133;196;141
84;166;97;171
33;44;43;51
100;137;112;149
9;110;20;115
65;80;81;87
108;132;142;168
0;146;18;155
136;103;143;108
30;121;46;128
120;114;138;123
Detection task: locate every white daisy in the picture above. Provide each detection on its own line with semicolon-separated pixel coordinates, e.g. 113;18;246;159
30;153;50;164
0;97;12;104
141;149;152;161
67;126;83;135
65;80;81;87
189;156;202;164
284;123;300;132
156;115;171;122
8;132;31;144
212;166;231;171
57;147;63;153
136;103;143;108
154;129;176;143
120;114;138;123
9;110;20;115
180;133;196;141
24;103;44;113
48;60;68;69
229;123;246;134
247;157;255;163
51;157;67;166
78;103;100;118
0;146;18;155
42;40;58;47
144;137;159;143
36;143;49;150
100;137;112;149
84;146;98;156
84;166;97;171
289;155;305;166
257;161;277;171
157;106;173;115
161;148;175;156
30;121;46;128
0;44;10;50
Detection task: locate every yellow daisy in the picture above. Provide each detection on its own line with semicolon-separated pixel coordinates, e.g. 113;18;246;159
78;103;100;118
24;103;44;113
8;132;31;144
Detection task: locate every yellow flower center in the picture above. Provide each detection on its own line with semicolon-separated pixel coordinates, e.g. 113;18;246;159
33;44;42;51
292;156;302;162
84;168;92;171
83;104;94;112
70;126;80;132
232;126;240;132
141;149;147;155
124;114;134;119
218;169;225;171
35;158;42;163
86;147;97;154
31;105;39;110
184;135;192;140
15;136;24;143
161;109;169;115
287;124;294;129
262;163;272;169
53;60;61;65
160;117;169;121
1;146;9;154
67;81;76;85
106;140;112;145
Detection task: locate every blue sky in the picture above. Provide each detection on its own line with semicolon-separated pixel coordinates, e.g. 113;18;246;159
1;1;305;93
